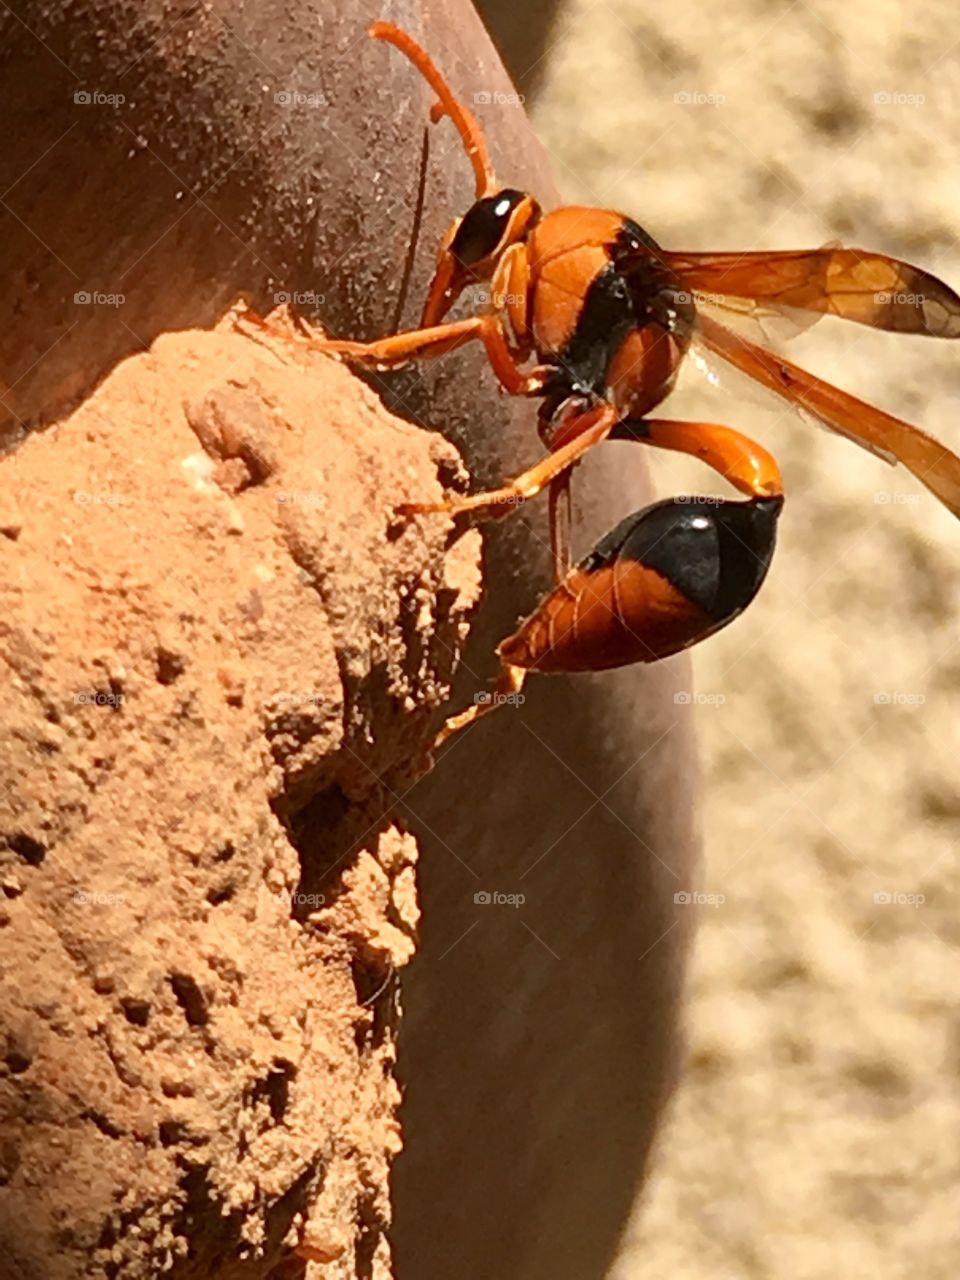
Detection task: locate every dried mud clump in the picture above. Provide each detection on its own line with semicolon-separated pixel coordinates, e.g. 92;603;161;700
0;320;480;1279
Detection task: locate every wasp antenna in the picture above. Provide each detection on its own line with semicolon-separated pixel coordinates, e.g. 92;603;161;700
369;20;497;199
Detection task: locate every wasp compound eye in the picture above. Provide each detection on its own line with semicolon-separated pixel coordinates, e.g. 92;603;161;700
499;496;783;673
450;189;527;267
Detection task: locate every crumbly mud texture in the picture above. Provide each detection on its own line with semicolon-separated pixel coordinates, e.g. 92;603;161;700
0;318;480;1279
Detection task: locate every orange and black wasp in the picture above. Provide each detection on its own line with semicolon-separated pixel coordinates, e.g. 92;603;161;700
244;20;960;746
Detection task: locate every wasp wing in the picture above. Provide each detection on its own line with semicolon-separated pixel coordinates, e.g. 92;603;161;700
695;311;960;517
660;247;960;338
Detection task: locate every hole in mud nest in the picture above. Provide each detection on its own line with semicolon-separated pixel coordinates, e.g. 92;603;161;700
155;646;186;685
206;881;236;906
83;1107;123;1138
351;959;397;1051
120;997;151;1027
6;833;46;866
251;1061;295;1124
169;973;209;1027
272;784;396;924
4;1046;32;1074
159;1119;191;1147
168;1164;245;1275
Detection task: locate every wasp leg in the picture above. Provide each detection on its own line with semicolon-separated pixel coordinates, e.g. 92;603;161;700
479;314;552;396
545;416;781;594
487;242;534;357
398;401;619;523
537;394;606;584
317;313;550;394
612;417;784;498
239;305;550;397
234;313;485;367
229;303;312;358
548;472;572;582
433;663;528;751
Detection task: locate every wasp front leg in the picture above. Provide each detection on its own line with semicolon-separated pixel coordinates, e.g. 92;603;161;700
396;401;620;525
238;302;551;400
316;257;549;396
480;244;557;395
234;306;488;368
486;242;533;355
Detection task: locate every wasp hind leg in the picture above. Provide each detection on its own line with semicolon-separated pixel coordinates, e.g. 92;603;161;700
432;663;528;752
548;471;572;582
397;401;619;526
611;416;784;500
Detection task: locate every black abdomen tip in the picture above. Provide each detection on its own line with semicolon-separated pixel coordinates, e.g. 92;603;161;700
585;494;783;624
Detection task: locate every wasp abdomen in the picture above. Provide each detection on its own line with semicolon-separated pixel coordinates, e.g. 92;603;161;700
499;495;783;672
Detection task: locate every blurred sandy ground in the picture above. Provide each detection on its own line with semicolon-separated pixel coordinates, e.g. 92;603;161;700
482;0;960;1275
